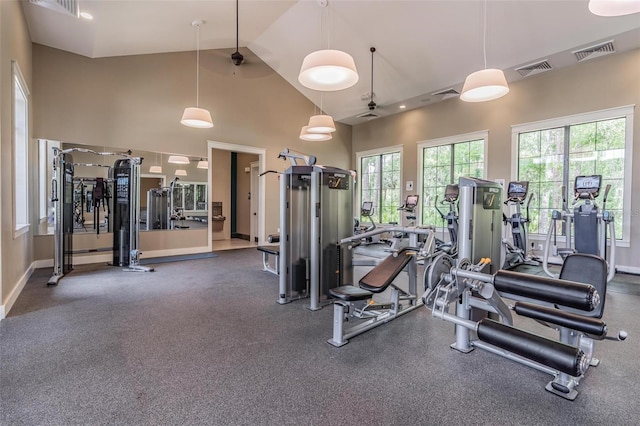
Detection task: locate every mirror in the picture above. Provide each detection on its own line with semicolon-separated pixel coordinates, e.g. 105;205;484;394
37;140;208;235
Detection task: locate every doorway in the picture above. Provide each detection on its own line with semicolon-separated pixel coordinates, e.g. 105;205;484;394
207;141;266;252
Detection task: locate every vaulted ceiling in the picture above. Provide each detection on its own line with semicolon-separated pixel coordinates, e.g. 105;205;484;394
22;0;640;125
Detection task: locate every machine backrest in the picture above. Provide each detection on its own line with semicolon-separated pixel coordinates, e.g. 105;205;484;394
559;253;607;318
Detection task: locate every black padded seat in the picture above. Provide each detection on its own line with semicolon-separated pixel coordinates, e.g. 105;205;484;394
257;245;280;256
359;248;413;293
559;253;607;318
329;285;373;302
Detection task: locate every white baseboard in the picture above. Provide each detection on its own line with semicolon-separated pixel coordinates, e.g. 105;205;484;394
616;265;640;275
1;262;35;320
142;246;210;258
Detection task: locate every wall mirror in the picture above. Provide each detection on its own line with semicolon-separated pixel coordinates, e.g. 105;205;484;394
36;139;208;235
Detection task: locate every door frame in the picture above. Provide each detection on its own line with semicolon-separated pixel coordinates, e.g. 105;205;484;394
207;141;266;251
249;161;259;243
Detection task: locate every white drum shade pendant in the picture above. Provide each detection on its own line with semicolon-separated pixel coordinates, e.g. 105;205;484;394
589;0;640;16
307;114;336;133
168;155;190;164
175;169;188;176
197;160;208;169
149;165;163;173
299;49;359;91
460;68;510;102
300;126;332;141
181;20;214;128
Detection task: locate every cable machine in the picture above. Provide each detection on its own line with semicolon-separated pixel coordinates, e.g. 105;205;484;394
48;147;153;286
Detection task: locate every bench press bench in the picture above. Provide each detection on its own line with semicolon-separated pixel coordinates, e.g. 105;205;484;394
328;248;422;347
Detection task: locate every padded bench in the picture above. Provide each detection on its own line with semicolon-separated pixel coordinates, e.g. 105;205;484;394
257;245;279;275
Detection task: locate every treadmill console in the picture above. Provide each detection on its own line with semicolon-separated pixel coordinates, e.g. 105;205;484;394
444;184;459;202
361;201;373;216
507;181;528;202
574;175;601;199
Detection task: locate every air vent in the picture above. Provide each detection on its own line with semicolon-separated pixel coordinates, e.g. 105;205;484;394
29;0;79;17
357;112;380;119
572;40;615;62
515;60;553;77
431;88;460;100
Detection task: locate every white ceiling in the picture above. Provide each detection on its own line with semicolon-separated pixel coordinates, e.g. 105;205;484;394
22;0;640;125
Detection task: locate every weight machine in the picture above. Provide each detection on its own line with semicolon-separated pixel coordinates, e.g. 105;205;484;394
501;181;539;269
48;147;153;286
542;175;616;282
422;175;626;400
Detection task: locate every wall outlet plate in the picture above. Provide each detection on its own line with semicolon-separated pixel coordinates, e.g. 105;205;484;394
406;181;414;191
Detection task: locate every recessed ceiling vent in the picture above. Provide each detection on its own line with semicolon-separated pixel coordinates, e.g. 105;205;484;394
572;40;615;62
431;88;460;100
515;60;553;77
29;0;79;17
357;111;380;119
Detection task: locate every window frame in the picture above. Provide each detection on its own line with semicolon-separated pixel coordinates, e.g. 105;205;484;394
13;61;30;237
511;105;634;246
417;130;488;227
355;145;404;224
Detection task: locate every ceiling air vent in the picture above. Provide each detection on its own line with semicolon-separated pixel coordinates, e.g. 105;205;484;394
431;88;460;100
357;112;380;119
29;0;79;18
572;40;615;62
515;60;553;77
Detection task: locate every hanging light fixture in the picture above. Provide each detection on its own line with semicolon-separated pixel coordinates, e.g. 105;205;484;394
460;0;509;103
168;155;190;164
197;159;208;169
300;125;332;141
175;169;188;176
589;0;640;16
181;20;214;128
298;0;358;91
307;114;336;133
150;152;163;173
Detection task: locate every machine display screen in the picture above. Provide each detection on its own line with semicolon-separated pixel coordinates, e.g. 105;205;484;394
575;175;601;192
405;195;419;209
444;184;459;201
325;173;349;190
507;181;528;195
361;201;373;215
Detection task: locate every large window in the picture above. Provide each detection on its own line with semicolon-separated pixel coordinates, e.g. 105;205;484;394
172;182;207;212
357;147;402;224
13;61;29;235
418;132;486;226
513;106;633;243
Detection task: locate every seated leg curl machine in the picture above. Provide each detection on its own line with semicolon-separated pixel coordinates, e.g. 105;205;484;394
422;177;626;400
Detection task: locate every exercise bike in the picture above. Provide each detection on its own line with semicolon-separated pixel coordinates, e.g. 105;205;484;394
434;184;459;256
502;181;539;269
542;174;616;282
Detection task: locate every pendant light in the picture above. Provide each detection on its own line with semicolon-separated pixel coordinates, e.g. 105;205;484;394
181;20;214;128
460;0;509;103
197;159;209;169
589;0;640;16
307;114;336;133
168;155;190;164
150;152;162;173
298;0;359;91
300;125;332;141
175;169;188;177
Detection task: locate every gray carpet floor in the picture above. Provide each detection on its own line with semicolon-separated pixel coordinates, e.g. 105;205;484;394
1;249;639;425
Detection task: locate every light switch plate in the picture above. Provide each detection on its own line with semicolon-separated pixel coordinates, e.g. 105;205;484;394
406;181;414;191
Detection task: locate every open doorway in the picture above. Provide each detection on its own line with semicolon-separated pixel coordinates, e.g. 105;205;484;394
207;141;266;252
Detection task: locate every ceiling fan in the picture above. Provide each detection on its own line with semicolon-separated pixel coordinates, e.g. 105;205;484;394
358;47;381;119
231;0;244;66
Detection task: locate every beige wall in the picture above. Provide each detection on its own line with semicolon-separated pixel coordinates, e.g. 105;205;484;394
211;149;231;240
1;1;33;312
236;153;259;236
352;49;640;270
32;44;352;246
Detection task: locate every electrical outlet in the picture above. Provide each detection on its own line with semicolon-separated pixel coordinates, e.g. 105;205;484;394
406;181;414;191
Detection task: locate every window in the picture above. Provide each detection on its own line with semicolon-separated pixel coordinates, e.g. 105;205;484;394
357;146;402;224
13;61;29;235
418;131;487;226
171;182;207;212
513;106;633;243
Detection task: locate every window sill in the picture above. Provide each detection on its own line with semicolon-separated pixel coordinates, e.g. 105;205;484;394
14;224;30;238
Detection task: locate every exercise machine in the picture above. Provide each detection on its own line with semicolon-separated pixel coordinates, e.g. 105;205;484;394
434;184;459;255
542;175;616;282
327;225;437;347
354;201;383;245
502;181;539;269
48;147;153;285
422;175;626;400
277;149;354;310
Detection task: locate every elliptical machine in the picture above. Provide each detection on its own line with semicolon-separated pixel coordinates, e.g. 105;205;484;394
502;181;539;269
434;184;459;256
355;201;382;245
542;175;616;282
